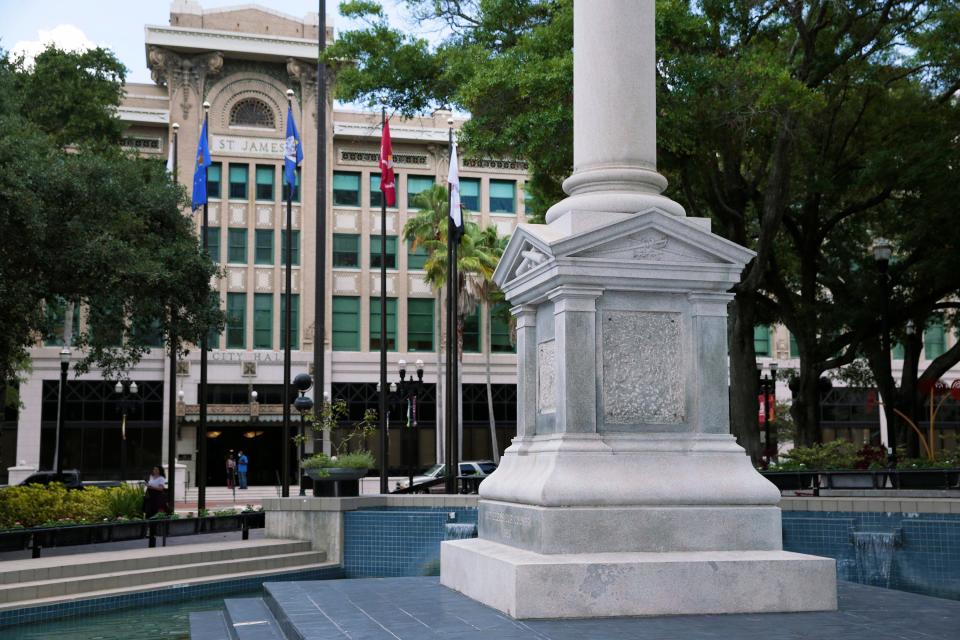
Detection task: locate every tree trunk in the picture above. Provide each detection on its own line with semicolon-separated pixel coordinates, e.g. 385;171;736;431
485;304;499;463
728;296;762;461
792;356;823;447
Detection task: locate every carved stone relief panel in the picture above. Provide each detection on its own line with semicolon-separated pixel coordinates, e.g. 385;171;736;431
602;310;685;425
230;206;246;225
208;204;220;225
334;273;359;293
255;269;273;292
537;340;556;415
335;212;359;231
228;268;246;291
256;207;273;227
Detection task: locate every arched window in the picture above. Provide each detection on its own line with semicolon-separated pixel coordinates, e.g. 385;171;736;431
229;98;275;128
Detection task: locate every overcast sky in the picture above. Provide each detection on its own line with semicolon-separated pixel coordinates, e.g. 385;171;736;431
0;0;417;84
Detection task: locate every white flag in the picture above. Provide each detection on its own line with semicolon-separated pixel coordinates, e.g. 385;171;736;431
447;142;463;236
166;137;174;175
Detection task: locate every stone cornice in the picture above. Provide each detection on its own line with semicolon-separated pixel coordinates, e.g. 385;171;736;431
118;107;169;125
334;121;449;143
145;24;318;62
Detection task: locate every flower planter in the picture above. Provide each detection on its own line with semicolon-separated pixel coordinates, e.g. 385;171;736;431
162;517;200;537
0;530;30;552
761;471;817;491
50;524;106;547
203;515;242;533
242;511;265;528
307;467;367;497
109;521;147;541
824;471;877;489
895;469;956;490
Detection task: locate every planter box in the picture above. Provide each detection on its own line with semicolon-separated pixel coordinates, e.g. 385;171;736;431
163;517;200;537
0;530;30;552
761;472;817;491
896;469;955;490
824;471;877;489
203;515;242;533
49;524;107;547
109;521;147;541
308;467;366;497
242;512;265;528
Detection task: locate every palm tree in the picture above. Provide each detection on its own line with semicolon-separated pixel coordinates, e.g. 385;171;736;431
404;184;502;464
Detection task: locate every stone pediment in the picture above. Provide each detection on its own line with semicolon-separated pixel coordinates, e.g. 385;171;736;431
555;209;754;267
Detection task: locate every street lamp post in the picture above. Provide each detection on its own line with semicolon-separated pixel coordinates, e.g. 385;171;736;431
292;373;314;496
114;380;139;481
396;359;425;489
54;347;70;475
872;237;896;462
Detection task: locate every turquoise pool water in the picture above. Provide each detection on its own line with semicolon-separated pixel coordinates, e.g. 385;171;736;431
4;590;257;640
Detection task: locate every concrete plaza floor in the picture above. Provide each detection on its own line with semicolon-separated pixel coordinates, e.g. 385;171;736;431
251;577;960;640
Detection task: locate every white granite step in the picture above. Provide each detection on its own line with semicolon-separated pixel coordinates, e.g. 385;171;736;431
0;550;325;604
0;538;311;585
0;560;338;614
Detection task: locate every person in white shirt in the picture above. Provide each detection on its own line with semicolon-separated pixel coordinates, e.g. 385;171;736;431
145;466;168;518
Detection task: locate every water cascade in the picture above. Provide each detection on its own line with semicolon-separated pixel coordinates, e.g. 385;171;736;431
444;523;478;540
851;529;902;588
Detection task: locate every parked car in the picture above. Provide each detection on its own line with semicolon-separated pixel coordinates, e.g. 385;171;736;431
399;461;497;490
18;470;122;490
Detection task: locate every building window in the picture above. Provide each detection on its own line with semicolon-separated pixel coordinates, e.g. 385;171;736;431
408;299;434;352
462;307;481;353
490;303;514;353
226;293;246;349
229;98;275;128
407;239;428;270
925;321;946;359
253;293;273;350
523;183;534;211
789;332;799;358
283;167;301;202
281;230;300;266
489;180;516;213
459;178;480;211
254;229;273;265
332;296;360;351
206;227;220;263
370;173;398;209
228;164;248;200
407;175;434;208
207;163;222;199
369;297;397;351
43;298;80;347
228;228;247;263
333;171;360;206
370;235;397;269
255;165;275;201
753;325;771;357
333;234;360;268
280;294;299;350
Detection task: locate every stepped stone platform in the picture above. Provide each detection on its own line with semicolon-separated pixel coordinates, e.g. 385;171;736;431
190;576;960;640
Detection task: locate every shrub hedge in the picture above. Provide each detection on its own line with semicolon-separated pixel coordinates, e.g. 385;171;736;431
0;483;146;529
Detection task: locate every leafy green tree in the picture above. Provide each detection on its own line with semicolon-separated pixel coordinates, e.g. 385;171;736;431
0;46;223;384
330;0;960;456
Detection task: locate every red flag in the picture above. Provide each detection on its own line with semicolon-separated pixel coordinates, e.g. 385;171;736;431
379;118;396;207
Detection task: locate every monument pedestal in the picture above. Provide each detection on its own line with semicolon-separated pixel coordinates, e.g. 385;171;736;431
442;540;837;619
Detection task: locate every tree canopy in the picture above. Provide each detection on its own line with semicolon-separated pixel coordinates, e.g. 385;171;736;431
327;0;960;454
0;46;222;383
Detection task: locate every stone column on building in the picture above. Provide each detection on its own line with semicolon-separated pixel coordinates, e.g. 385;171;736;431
440;0;837;619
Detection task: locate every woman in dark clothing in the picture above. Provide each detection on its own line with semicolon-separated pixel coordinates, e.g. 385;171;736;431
144;465;169;518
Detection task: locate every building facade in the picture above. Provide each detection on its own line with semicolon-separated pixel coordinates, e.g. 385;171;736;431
5;2;526;487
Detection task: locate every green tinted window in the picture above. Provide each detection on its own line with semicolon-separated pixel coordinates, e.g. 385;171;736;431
280;294;299;350
333;234;360;268
461;178;480;211
407;239;428;270
407;175;434;208
255;165;275;200
228;228;247;263
253;293;273;349
369;297;397;351
462;307;481;353
228;164;248;199
254;229;273;265
280;230;300;266
332;296;360;351
205;227;220;263
226;293;246;349
207;163;222;199
489;180;515;213
925;321;946;359
490;303;514;353
408;299;434;352
753;325;771;357
333;172;360;206
370;235;397;269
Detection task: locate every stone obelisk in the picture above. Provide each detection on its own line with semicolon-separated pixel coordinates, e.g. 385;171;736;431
440;0;837;619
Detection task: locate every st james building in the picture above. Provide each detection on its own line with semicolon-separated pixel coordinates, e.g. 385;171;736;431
4;2;527;487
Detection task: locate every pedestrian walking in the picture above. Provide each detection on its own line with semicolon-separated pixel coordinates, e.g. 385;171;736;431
226;454;236;489
237;450;248;489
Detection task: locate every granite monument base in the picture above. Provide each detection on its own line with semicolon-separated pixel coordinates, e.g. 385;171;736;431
440;538;838;619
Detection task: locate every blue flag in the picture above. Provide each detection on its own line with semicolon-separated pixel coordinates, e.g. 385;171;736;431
284;104;303;191
191;118;212;211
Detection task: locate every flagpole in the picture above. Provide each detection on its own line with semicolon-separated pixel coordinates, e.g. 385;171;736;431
445;123;457;495
167;123;179;514
314;0;328;460
282;89;296;498
198;101;210;513
379;106;389;495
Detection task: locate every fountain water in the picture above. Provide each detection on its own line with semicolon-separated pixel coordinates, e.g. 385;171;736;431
851;529;902;588
444;523;478;540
